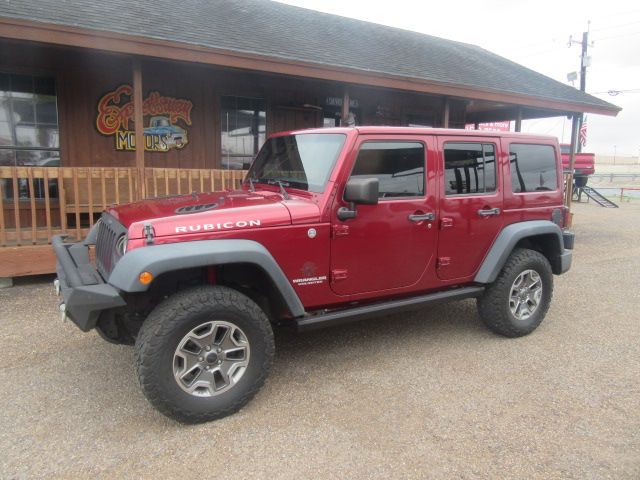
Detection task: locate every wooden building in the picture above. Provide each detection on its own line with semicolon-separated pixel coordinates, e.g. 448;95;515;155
0;0;620;279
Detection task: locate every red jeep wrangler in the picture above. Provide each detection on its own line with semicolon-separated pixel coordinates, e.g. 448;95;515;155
54;127;574;423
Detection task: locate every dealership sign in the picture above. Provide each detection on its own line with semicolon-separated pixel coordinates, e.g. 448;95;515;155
96;84;193;152
464;121;511;132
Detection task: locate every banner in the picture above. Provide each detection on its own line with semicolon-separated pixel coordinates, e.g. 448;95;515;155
464;121;511;132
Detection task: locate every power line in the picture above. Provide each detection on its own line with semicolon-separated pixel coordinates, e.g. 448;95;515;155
590;88;640;96
594;8;640;20
591;20;640;32
595;30;640;41
519;47;564;59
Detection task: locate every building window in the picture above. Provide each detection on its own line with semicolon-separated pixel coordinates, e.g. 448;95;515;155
0;73;59;199
323;116;339;128
350;141;425;198
405;113;433;127
444;143;496;195
510;144;558;193
220;96;266;170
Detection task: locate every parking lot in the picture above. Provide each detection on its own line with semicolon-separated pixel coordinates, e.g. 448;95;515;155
1;201;639;479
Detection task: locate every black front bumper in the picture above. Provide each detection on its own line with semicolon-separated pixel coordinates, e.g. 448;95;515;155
562;230;575;250
559;230;575;274
53;236;126;332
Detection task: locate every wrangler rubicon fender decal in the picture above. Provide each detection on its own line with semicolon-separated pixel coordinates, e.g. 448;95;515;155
175;219;261;233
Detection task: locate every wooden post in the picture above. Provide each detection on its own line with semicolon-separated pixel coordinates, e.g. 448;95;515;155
514;107;523;132
341;89;350;126
442;97;450;128
133;59;146;200
565;114;580;225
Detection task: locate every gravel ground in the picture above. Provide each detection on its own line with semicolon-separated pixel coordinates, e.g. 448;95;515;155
1;202;639;479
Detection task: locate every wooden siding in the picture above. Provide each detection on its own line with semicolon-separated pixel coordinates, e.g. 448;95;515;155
0;40;450;171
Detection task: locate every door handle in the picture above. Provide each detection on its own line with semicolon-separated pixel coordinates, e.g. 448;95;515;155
477;207;501;217
408;212;435;222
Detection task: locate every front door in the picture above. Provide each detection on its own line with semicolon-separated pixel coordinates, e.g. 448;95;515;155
436;136;504;280
330;136;437;296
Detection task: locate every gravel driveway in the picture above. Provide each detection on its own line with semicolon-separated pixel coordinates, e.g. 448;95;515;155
1;202;639;479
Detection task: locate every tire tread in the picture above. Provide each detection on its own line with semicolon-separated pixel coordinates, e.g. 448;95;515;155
477;248;553;338
134;285;274;423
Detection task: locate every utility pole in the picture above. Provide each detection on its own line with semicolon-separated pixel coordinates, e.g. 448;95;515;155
569;22;592;153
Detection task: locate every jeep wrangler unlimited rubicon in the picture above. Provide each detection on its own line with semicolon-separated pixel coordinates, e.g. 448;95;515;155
53;127;574;423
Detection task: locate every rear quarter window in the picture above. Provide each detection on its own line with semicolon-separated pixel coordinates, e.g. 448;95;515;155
509;144;558;193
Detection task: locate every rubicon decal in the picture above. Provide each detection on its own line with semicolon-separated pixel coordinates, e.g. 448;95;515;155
175;220;261;233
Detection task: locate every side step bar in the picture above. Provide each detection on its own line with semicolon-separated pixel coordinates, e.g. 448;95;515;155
296;286;484;332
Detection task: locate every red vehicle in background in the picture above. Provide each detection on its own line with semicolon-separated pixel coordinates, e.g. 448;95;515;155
560;144;595;188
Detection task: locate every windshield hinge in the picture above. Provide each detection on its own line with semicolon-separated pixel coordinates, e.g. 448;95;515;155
143;223;155;245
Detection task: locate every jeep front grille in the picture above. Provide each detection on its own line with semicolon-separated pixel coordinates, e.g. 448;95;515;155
95;212;128;279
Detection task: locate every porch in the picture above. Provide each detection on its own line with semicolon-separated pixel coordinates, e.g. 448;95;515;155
0;166;245;277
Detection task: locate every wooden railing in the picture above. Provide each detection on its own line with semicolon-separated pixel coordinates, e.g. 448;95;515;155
0;166;246;246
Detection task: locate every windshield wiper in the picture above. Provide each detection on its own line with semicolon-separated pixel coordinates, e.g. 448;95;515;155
246;177;255;192
251;178;291;199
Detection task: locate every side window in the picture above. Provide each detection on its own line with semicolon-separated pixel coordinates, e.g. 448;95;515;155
510;144;558;193
444;142;496;195
351;142;424;198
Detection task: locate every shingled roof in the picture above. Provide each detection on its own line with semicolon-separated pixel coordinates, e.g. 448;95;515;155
0;0;619;115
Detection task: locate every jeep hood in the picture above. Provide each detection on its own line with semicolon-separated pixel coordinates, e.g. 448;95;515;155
108;190;292;238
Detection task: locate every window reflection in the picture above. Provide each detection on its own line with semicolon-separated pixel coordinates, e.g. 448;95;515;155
351;142;425;198
220;96;266;170
0;73;60;199
509;144;557;193
444;143;496;195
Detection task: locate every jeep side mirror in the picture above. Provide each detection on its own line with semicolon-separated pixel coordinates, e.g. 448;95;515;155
345;177;379;204
337;178;379;221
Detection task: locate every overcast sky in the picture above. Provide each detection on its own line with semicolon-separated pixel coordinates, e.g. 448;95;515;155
278;0;640;156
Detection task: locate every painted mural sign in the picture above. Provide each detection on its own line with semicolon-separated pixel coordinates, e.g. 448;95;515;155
96;84;193;152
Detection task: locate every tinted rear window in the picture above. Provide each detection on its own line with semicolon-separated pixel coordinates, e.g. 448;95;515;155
509;144;558;193
444;142;496;195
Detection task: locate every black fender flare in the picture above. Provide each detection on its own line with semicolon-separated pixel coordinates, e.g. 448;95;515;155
107;239;306;317
474;220;565;284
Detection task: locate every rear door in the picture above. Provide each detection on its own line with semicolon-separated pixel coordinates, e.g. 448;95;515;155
436;136;504;280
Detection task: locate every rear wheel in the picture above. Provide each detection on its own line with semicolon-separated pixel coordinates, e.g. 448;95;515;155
477;248;553;337
135;285;274;423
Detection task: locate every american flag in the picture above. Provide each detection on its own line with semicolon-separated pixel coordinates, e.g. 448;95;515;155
579;116;588;147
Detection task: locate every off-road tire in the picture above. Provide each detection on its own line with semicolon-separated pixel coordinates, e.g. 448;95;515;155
134;285;274;423
477;248;553;338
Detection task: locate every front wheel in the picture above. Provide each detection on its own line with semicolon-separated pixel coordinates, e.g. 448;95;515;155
134;285;274;423
477;248;553;337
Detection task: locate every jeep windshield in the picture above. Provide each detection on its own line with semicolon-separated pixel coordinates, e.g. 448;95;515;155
247;133;346;193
